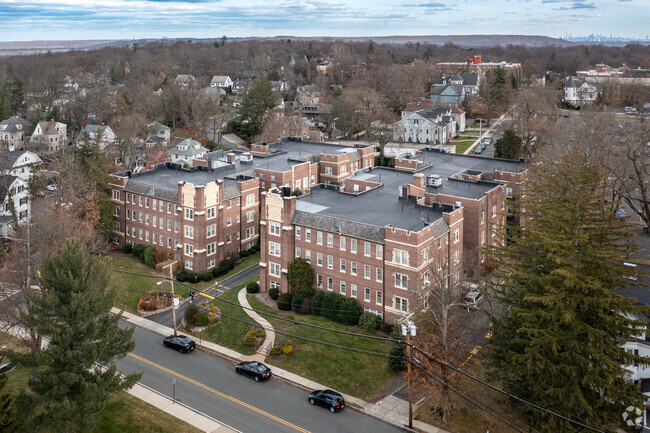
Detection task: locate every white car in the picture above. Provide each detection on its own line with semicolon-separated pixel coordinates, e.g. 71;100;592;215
46;184;57;192
464;291;483;309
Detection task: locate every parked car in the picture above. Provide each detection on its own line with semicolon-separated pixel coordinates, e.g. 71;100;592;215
474;118;487;124
474;144;485;154
163;335;196;353
232;102;242;108
464;291;483;309
563;112;570;118
308;389;345;413
235;361;272;382
46;184;57;192
615;208;627;218
483;137;494;145
625;106;638;115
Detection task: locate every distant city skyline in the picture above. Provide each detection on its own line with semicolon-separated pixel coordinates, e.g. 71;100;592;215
0;0;647;42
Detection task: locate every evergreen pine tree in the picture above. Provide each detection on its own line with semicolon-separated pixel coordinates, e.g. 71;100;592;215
487;149;648;431
8;238;140;432
0;375;16;433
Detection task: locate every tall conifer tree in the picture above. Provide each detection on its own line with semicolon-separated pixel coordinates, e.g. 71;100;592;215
487;148;648;431
9;238;140;432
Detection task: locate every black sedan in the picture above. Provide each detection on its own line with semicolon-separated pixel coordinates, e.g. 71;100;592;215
163;335;196;353
235;361;272;382
308;389;345;413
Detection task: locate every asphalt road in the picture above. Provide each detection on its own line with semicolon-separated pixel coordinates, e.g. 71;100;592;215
146;264;260;328
117;323;405;433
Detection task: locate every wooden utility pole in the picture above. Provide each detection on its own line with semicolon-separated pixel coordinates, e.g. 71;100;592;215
406;329;413;429
159;261;179;336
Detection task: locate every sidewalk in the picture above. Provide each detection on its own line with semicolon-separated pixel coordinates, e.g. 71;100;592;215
463;112;509;155
113;305;450;433
238;288;276;359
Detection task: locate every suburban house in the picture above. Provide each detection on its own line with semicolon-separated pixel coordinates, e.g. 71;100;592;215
76;124;117;151
0;149;43;180
433;73;481;96
0;175;30;237
27;120;67;153
170;138;209;164
316;61;332;75
147;122;171;142
271;80;290;92
210;75;233;89
175;74;196;88
563;76;603;106
394;106;456;144
450;105;466;132
0;116;31;151
430;81;465;106
232;79;250;95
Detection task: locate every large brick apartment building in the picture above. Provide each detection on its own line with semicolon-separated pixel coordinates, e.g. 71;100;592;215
110;139;527;322
432;55;522;81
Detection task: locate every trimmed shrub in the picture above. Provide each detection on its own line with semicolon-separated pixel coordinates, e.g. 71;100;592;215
311;291;326;316
121;243;133;254
221;259;235;271
201;272;213;282
269;288;279;300
287;258;315;296
282;345;293;356
239;249;251;258
132;244;146;261
254;327;266;338
291;293;306;313
194;311;209;327
323;292;343;322
270;344;282;356
380;322;394;334
246;282;260;294
339;298;363;325
277;292;294;311
243;330;257;346
177;270;189;282
358;313;382;331
300;296;312;315
184;304;198;325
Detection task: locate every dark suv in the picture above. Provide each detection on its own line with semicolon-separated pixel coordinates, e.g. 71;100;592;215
308;389;345;413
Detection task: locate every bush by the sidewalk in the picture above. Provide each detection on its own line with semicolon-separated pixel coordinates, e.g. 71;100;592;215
277;293;294;311
358;313;382;331
269;288;279;300
323;292;343;321
338;298;363;325
184;304;198;325
311;291;326;316
254;327;266;338
132;244;146;261
243;330;257;346
246;282;260;294
291;293;306;313
270;344;282;356
121;243;132;254
194;311;209;327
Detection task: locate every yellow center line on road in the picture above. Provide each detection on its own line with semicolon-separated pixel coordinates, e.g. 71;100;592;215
127;352;311;433
198;292;214;299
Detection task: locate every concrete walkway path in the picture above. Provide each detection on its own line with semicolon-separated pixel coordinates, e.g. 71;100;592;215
237;288;275;359
463;111;509;155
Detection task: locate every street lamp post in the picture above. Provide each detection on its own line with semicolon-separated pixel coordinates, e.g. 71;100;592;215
157;261;178;336
401;319;417;429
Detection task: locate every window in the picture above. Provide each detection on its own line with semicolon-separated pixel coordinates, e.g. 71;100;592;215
340;259;346;272
153;199;157;209
145;197;150;207
305;229;311;242
351;261;357;275
394;249;408;265
364;242;371;256
237;215;240;223
350;239;357;253
481;231;485;244
295;227;301;239
317;231;323;245
376;245;382;259
185;208;194;220
295;247;301;259
153;233;157;244
481;210;485;222
237;231;240;240
167;203;172;213
351;284;357;298
207;243;216;255
364;265;371;279
317;274;323;288
325;166;333;175
246;211;255;223
185;226;194;238
227;200;232;209
454;250;459;264
506;187;513;198
340;281;346;295
207;207;216;219
246;194;254;206
327;255;333;270
139;196;143;206
317;253;323;266
185;260;193;270
113;206;119;216
340;236;346;250
159;236;163;246
453;228;460;243
112;189;120;200
208;258;215;269
126;192;130;202
226;235;232;243
376;268;383;282
327;233;333;247
492;204;497;217
127;209;131;219
395;273;408;289
376;291;382;305
168;237;172;247
270;222;281;235
270;280;280;290
327;278;333;291
185;244;194;257
364;287;371;302
295;179;301;190
422;248;429;263
153;216;157;227
305;250;311;262
269;241;281;256
226;217;232;226
145;214;150;225
159;217;164;229
246;227;255;239
492;224;496;237
159;201;163;212
167;220;172;231
395;297;408;312
269;263;281;277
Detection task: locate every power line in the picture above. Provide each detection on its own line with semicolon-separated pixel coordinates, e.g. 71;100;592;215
411;345;607;433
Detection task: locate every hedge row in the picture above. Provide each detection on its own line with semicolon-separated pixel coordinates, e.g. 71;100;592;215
177;258;236;283
275;291;363;326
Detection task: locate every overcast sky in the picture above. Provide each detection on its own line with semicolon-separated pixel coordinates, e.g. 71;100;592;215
0;0;647;42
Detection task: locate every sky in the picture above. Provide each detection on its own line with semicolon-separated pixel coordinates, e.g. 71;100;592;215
0;0;647;42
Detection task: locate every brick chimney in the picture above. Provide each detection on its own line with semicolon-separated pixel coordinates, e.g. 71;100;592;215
413;173;425;188
227;152;236;163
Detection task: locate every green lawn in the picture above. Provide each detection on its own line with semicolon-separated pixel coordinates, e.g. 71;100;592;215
188;277;260;356
452;140;476;154
3;366;202;433
246;296;394;401
108;252;260;314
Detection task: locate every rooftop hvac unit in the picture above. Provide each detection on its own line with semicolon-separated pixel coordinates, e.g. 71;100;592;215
427;174;442;187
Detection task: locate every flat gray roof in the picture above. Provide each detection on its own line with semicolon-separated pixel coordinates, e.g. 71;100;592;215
416;148;525;175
